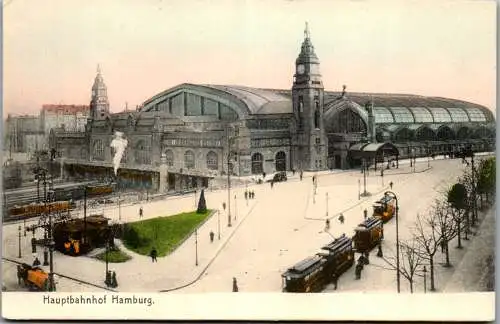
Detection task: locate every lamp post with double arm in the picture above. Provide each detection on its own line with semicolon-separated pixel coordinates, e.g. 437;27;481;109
384;190;400;293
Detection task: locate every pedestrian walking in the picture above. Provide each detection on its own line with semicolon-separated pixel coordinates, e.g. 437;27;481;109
300;171;303;181
325;219;330;230
32;257;41;267
139;206;143;218
338;214;345;224
111;271;118;288
364;251;370;265
377;243;383;257
232;277;239;292
389;181;393;190
363;209;368;220
209;231;214;243
222;202;227;211
244;190;248;200
312;176;315;184
150;247;158;263
251;191;255;199
332;274;338;290
355;264;362;280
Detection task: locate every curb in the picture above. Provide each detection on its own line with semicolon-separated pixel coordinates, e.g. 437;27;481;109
159;201;259;293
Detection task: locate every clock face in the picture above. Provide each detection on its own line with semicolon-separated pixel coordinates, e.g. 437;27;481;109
297;64;305;75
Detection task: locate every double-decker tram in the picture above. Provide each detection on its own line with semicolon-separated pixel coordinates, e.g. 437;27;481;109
282;235;355;293
353;216;384;253
372;194;396;222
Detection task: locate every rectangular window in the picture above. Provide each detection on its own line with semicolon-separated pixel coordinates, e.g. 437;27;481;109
315;138;320;144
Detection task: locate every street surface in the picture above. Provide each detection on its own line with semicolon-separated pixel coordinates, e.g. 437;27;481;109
2;157;494;293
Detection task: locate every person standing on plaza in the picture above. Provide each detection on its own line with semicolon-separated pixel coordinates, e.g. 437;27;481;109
325;219;330;230
139;206;143;218
300;170;303;181
363;209;368;220
209;231;214;243
389;181;393;190
244;190;248;200
338;214;345;224
332;274;338;290
232;277;239;292
222;202;226;211
150;247;158;263
32;257;41;267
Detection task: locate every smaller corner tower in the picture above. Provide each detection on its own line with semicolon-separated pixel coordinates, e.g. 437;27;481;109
292;22;328;171
90;64;110;120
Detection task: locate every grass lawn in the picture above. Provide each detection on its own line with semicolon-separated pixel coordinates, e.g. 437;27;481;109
123;210;211;257
95;249;131;263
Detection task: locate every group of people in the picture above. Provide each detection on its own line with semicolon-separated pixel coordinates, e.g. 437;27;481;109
105;270;118;288
244;190;256;200
355;252;370;280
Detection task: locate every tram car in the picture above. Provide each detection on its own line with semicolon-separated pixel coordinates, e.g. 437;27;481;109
372;194;396;222
282;235;355;293
17;263;49;291
6;200;73;221
53;215;110;256
353;216;384;253
52;183;115;201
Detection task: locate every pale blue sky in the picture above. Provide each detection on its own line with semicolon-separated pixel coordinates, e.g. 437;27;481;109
4;0;496;115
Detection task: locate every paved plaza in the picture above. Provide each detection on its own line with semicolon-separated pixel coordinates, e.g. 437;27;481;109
2;157;495;293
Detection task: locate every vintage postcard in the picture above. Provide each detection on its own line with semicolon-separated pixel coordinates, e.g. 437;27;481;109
1;0;496;321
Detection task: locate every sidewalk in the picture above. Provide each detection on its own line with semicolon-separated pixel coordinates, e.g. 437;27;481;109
443;205;496;292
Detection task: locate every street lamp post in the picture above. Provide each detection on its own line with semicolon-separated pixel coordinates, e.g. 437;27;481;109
423;266;427;293
234;194;237;221
195;229;198;266
325;192;329;218
385;190;400;293
18;225;22;258
217;210;221;240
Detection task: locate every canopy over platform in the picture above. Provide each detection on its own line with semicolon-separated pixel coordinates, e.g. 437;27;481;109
349;142;400;160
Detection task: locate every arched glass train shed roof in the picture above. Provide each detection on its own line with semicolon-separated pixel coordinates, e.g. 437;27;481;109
324;93;495;124
140;84;495;125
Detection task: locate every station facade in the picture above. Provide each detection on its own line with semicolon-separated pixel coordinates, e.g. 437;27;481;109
51;25;496;192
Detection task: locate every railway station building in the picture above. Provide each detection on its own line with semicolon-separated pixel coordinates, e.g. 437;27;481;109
50;25;496;193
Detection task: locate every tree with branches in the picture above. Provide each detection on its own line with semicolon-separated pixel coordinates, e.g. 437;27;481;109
433;199;457;267
413;212;442;291
381;239;425;293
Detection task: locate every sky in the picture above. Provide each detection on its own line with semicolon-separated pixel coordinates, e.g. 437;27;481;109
3;0;497;116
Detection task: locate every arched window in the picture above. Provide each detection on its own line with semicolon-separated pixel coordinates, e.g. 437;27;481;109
164;149;174;167
251;152;264;175
184;150;195;169
314;109;320;129
456;127;471;140
92;139;104;161
206;151;218;170
437;126;455;141
80;147;87;160
135;140;151;165
275;151;286;172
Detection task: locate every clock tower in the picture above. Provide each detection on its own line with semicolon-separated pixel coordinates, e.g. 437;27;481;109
292;23;327;171
89;64;110;120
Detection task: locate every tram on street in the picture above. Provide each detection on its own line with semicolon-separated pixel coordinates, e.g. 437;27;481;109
282;235;355;293
353;216;384;253
372;194;396;222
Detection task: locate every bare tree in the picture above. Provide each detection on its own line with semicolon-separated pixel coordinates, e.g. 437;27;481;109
433;199;457;267
381;240;425;293
413;212;442;291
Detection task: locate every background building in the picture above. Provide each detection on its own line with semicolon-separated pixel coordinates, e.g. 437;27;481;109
51;26;496;193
